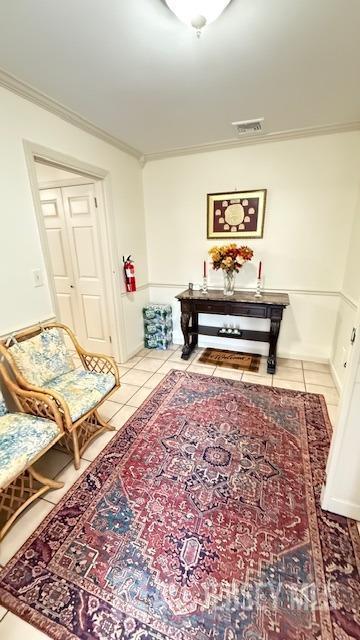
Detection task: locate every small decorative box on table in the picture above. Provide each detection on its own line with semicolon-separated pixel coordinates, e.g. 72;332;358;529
175;289;290;373
143;304;173;350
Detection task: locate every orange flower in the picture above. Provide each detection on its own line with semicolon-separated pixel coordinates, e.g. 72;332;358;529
209;243;253;272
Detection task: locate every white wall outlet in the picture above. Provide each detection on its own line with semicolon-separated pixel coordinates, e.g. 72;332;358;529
33;268;43;287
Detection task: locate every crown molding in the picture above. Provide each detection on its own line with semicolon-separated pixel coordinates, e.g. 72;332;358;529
1;67;359;165
144;121;360;163
0;67;142;160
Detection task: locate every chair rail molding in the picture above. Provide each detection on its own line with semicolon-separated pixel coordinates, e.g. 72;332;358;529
120;283;149;296
148;283;340;297
0;317;57;342
339;291;359;311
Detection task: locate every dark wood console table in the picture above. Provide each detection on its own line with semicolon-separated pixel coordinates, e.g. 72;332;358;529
176;289;290;374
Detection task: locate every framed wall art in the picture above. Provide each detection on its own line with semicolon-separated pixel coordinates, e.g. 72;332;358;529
207;189;267;239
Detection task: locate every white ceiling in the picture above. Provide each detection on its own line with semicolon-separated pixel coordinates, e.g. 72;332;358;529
0;0;359;155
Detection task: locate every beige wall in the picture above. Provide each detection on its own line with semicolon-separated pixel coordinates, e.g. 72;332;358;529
342;188;360;304
0;86;148;359
143;133;360;361
331;187;360;386
1;81;360;366
319;180;360;520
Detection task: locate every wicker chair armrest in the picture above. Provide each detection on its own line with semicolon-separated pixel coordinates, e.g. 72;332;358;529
0;363;71;431
11;387;65;433
79;351;120;385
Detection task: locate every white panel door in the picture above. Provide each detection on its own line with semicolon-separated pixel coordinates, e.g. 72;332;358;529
40;184;112;355
39;188;79;334
61;184;112;355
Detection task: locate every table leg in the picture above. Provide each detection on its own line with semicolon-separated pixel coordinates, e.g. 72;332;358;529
180;311;192;359
191;311;198;349
267;318;281;374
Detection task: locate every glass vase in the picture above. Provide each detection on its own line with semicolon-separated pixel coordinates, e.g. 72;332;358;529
223;270;236;296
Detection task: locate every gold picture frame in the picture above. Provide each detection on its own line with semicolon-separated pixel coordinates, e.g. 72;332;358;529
207;189;267;239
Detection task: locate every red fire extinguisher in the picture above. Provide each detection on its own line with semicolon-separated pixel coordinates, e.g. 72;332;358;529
123;255;137;293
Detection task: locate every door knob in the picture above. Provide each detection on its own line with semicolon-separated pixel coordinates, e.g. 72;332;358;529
70;285;74;289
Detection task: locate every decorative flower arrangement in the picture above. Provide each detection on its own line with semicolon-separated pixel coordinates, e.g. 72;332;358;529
208;243;253;273
208;243;254;296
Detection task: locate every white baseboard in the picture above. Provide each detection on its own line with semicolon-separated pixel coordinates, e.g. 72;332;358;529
128;333;337;373
123;341;144;362
171;330;332;364
321;493;360;520
330;361;343;394
278;352;330;364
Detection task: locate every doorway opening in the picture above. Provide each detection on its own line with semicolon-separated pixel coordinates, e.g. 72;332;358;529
24;143;124;363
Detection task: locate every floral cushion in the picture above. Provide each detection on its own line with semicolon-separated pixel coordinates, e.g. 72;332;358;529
44;369;115;422
0;388;7;417
9;328;74;388
0;413;60;489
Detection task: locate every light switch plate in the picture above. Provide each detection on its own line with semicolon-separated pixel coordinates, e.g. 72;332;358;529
33;268;43;287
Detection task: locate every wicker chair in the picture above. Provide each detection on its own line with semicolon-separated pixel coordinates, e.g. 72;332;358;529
0;364;65;540
0;323;120;470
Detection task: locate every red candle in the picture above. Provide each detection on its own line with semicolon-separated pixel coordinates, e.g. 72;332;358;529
203;260;207;278
258;261;262;279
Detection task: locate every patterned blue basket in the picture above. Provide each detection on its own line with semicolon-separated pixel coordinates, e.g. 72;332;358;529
143;304;173;350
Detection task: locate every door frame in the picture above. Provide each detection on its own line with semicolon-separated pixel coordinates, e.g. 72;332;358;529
23;140;125;363
37;177;93;189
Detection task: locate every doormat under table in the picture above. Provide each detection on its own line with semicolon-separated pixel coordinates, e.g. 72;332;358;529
198;347;261;371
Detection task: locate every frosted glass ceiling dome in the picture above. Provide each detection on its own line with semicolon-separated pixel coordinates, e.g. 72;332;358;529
165;0;232;36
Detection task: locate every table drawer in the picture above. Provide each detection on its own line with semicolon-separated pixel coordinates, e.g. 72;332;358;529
195;301;227;314
228;303;268;318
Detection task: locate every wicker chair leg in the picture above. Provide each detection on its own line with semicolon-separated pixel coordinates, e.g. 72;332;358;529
94;409;116;432
58;409;116;468
29;466;64;490
77;410;115;460
0;466;64;541
72;430;81;470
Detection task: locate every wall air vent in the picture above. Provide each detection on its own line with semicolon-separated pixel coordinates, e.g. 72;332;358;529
232;118;264;135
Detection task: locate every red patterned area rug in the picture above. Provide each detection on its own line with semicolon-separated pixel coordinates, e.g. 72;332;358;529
0;371;359;640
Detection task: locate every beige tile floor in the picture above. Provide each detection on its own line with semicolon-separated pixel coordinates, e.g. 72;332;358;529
0;345;345;633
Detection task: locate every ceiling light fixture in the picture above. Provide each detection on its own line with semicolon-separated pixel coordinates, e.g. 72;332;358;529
165;0;232;37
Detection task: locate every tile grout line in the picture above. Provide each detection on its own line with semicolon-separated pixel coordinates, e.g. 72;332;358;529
52;456;75;480
302;361;305;386
41;495;59;505
104;403;125;422
132;349;335;392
